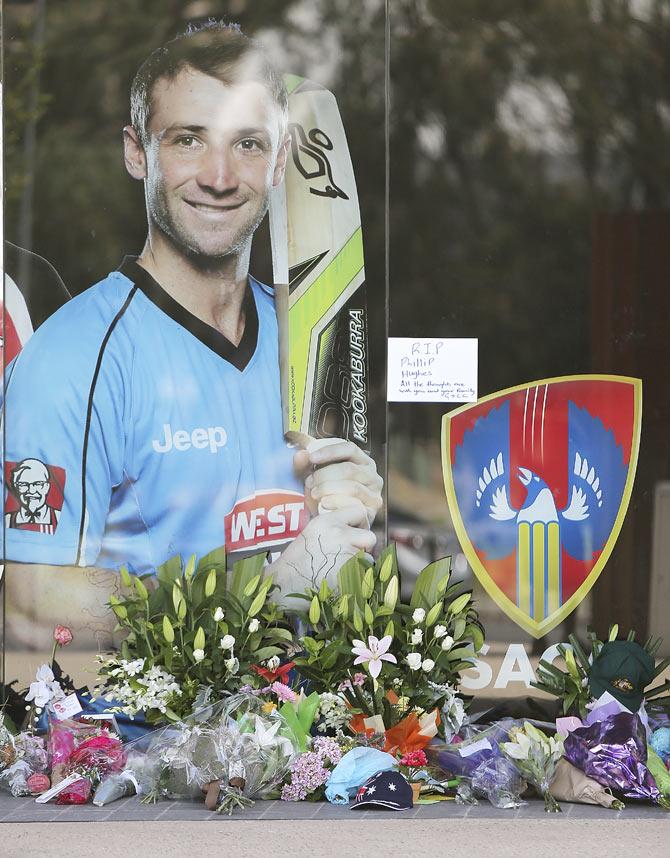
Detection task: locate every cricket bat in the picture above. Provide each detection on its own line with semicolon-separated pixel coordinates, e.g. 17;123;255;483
269;75;370;454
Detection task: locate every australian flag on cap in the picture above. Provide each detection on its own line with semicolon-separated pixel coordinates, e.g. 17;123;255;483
351;770;413;811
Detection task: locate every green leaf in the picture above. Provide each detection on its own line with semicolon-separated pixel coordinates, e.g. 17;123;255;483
608;623;619;642
251;645;283;662
163;615;175;643
448;592;472;615
411;557;452;609
465;623;485;653
309;595;321;625
264;627;294;643
157;554;183;587
231;553;266;602
194;626;206;651
204;567;217;598
337;553;369;607
452;616;466;640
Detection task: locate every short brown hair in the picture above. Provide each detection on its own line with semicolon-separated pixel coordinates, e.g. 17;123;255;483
130;22;288;145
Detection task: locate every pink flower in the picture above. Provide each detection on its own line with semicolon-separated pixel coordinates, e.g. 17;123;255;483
271;681;298;703
54;625;73;646
351;635;397;679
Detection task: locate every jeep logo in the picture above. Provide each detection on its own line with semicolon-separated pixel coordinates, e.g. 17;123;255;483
151;423;227;454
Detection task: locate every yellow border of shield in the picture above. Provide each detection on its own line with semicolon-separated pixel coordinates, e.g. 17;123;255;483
441;374;642;638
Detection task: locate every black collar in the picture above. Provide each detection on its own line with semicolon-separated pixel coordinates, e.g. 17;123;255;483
117;257;258;371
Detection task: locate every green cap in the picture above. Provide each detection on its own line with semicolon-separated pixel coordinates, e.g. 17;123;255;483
589;640;655;712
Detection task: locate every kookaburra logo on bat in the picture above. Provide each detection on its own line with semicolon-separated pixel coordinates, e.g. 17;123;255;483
288;123;349;201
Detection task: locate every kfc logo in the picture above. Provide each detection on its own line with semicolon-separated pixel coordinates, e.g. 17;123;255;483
5;458;65;534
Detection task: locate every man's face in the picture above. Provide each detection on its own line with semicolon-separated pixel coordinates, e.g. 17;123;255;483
15;465;50;513
139;68;286;262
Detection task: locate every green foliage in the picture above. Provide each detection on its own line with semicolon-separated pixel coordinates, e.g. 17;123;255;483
292;545;484;726
99;547;292;721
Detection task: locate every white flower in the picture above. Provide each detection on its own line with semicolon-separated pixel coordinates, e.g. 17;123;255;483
25;681;51;708
213;607;225;622
412;608;426;624
193;649;205;663
422;658;435;672
441;635;454;651
219;634;235;650
124;658;145;677
248;619;260;633
434;625;448;639
266;656;281;671
35;664;54;684
502;733;531;760
406;652;422;671
411;629;423;645
225;657;240;675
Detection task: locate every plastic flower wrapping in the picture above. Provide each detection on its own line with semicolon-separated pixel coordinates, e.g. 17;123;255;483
500;722;564;812
0;713;49;797
97;693;299;813
563;711;669;808
47;715;126;804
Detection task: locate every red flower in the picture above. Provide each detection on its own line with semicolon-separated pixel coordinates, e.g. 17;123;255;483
68;734;125;775
250;661;295;684
54;625;73;646
399;749;428;768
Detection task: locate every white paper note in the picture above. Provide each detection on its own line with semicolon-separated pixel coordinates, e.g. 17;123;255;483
387;338;478;402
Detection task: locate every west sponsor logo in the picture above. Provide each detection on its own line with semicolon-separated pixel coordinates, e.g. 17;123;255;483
224;490;308;553
152;423;227;454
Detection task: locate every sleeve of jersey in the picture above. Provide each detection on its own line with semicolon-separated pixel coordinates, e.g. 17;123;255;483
3;300;129;566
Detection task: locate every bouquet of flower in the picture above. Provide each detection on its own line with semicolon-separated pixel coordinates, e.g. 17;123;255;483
500;721;564;812
292;545;483;750
281;736;343;801
97;548;295;723
47;715;126;804
131;693;299;813
0;711;49;797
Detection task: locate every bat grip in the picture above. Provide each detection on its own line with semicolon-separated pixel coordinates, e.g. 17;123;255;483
287;433;372;527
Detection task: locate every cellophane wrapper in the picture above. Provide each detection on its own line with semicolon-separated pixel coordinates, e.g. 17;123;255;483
120;693;300;806
563;712;661;804
427;720;516;779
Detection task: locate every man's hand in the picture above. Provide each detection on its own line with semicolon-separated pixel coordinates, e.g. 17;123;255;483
293;438;383;525
269;504;376;603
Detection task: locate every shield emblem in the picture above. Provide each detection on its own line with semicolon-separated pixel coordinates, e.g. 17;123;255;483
441;375;642;638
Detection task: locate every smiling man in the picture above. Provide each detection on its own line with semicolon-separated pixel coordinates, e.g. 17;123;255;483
3;23;381;645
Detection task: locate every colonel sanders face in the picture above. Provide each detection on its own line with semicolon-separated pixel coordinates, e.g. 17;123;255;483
12;459;51;514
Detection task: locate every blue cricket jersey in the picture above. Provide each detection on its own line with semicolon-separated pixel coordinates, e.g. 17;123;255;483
3;258;306;573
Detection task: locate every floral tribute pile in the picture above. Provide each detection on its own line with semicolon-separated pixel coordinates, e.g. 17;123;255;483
1;547;670;814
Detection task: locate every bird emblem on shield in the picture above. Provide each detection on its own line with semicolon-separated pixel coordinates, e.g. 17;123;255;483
441;375;642;638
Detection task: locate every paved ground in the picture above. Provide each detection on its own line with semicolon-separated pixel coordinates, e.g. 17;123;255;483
1;794;668;857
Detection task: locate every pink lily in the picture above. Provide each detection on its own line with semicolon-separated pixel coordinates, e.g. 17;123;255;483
351;635;397;679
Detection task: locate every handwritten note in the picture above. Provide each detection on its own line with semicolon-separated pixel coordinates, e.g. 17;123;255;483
387;338;478;403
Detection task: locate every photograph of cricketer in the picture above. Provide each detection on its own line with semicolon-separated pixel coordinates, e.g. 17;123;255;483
3;22;382;649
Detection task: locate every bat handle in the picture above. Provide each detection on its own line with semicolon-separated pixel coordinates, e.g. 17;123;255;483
286;433;372;527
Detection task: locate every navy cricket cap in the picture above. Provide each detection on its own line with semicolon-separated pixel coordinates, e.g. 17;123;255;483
351;770;413;811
